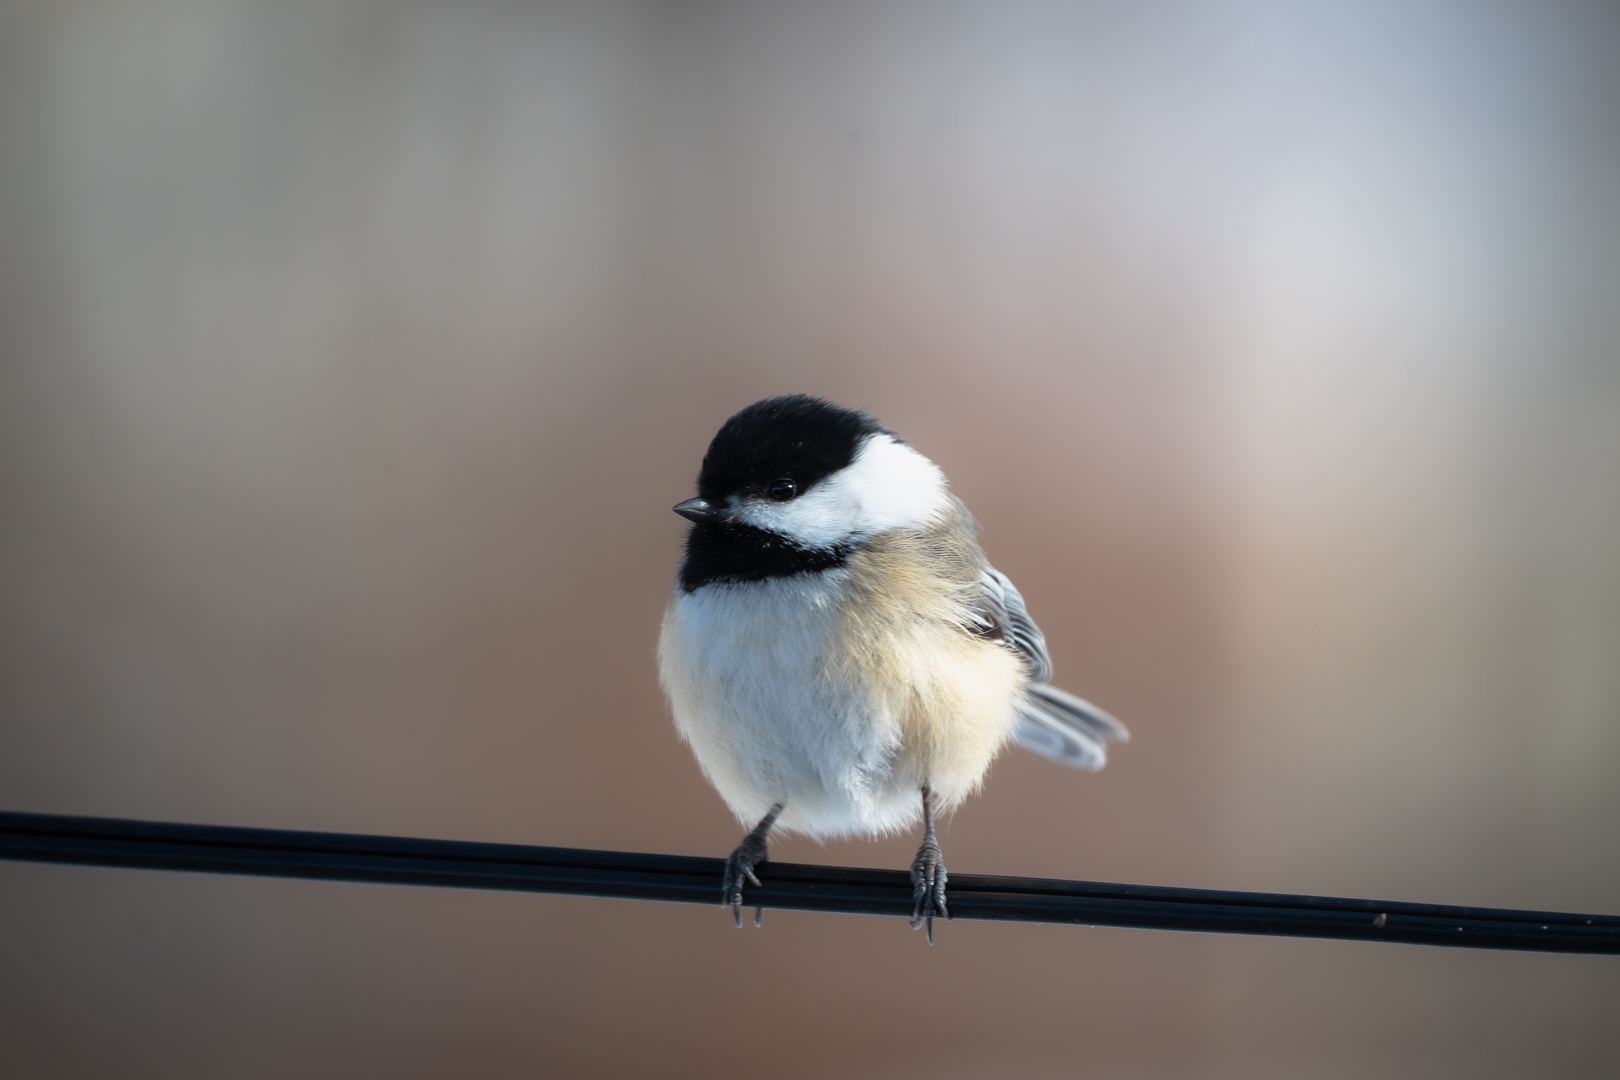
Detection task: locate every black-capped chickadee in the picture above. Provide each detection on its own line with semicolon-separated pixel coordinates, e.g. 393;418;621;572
659;395;1127;942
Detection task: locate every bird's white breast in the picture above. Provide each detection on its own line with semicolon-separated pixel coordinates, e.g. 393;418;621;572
659;551;1025;839
659;570;915;837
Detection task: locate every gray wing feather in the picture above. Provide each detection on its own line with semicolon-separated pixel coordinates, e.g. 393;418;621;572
977;565;1130;770
978;566;1053;683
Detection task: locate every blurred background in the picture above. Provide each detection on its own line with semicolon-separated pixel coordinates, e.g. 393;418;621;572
2;1;1619;1076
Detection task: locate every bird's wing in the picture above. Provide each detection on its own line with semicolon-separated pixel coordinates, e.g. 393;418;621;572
975;565;1053;683
975;565;1130;771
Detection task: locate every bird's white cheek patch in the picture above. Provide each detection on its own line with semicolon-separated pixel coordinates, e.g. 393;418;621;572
732;435;949;548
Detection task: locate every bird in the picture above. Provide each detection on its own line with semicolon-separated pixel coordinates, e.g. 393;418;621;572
657;394;1127;942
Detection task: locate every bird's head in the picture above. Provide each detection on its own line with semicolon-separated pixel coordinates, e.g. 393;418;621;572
674;394;948;554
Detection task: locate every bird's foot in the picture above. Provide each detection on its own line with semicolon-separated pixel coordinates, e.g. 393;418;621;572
722;833;769;928
909;834;949;944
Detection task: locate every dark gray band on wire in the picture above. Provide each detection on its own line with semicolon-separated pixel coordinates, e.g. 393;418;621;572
3;810;1616;954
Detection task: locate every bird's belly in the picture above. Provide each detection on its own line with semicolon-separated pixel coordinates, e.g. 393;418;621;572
658;572;1022;839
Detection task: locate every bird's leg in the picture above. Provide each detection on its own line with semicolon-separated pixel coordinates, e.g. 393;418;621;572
909;785;949;944
722;802;783;928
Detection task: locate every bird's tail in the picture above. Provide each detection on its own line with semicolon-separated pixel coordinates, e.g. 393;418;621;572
1011;683;1130;770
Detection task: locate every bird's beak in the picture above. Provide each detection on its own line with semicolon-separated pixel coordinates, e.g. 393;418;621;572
672;496;721;523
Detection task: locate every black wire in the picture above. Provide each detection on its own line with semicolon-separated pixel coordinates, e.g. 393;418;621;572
3;809;1617;953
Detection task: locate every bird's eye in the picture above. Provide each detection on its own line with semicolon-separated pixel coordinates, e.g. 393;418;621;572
767;478;797;502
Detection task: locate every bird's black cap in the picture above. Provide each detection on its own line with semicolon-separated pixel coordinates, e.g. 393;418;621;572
696;394;888;502
676;395;890;591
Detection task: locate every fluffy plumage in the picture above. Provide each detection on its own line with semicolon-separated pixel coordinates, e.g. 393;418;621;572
659;395;1127;842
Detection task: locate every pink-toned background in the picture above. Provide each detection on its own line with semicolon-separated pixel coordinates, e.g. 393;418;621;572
2;2;1618;1077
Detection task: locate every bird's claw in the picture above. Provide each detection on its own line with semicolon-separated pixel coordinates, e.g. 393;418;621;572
721;834;769;928
909;835;949;944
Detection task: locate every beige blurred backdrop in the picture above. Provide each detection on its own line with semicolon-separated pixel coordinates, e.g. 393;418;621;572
2;1;1619;1077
